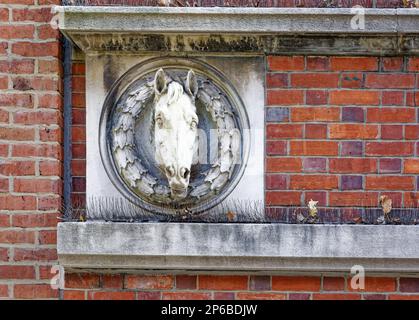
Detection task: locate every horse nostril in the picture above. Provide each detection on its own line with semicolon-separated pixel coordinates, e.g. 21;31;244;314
180;167;190;180
165;165;175;177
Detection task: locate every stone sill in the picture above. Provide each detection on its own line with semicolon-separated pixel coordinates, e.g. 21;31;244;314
58;222;419;274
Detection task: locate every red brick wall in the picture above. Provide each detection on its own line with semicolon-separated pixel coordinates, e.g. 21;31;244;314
62;273;419;300
265;56;419;222
0;0;62;299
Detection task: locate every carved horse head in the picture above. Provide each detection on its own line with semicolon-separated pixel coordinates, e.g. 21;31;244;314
153;68;199;200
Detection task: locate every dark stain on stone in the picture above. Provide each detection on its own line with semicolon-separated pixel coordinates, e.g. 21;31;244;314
103;55;120;93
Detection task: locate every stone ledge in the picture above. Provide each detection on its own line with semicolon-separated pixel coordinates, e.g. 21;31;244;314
55;7;419;35
58;222;419;273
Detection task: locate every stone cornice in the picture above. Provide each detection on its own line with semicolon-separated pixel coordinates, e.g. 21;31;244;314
54;7;419;55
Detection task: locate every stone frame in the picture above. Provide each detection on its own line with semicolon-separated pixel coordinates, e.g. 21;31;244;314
56;6;419;273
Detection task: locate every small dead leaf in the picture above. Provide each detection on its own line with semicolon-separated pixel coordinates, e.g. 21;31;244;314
227;211;236;222
379;195;392;216
297;212;306;223
308;199;318;217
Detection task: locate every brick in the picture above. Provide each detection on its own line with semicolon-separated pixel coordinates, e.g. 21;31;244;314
125;275;174;290
366;176;415;190
213;292;234;300
63;290;85;300
379;158;401;173
330;90;380;105
288;293;311;300
12;42;59;57
65;274;100;289
72;109;86;125
249;276;271;291
404;159;419;174
0;8;8;22
0;108;8;122
40;127;62;142
12;213;58;228
266;73;288;88
290;175;338;190
38;24;59;40
329;124;378;139
12;144;62;159
13;76;61;92
265;107;289;122
38;93;62;109
266;141;287;155
266;191;301;205
302;158;326;172
266;174;288;190
38;59;62;74
267;89;304;105
290;141;338;156
0;144;8;157
306;56;329;71
0;247;9;261
381;125;403;140
266;157;301;172
367;108;416;123
304;191;327;206
342;107;364;122
291;73;339;88
405;125;419;140
330;158;377;173
399;278;419;293
12;8;54;23
389;295;419;300
366;142;414;156
40;160;62;176
365;74;415;89
176;275;197;290
0;59;34;74
88;291;135;300
407;57;419;71
291;107;340;122
0;195;36;210
72;126;86;141
13;110;61;125
341;141;363;157
0;127;35;141
0;266;35;279
0;93;32;107
382;91;404;106
14;178;61;193
272;276;320;291
267;56;304;71
1;0;34;4
348;277;396;292
101;275;124;289
313;294;361;300
305;124;327;139
306;90;328;105
341;176;363;190
162;292;211;300
39;196;61;211
137;292;161;300
363;294;387;300
0;285;8;298
72;93;85;108
323;277;345;291
72;63;85;75
266;124;303;138
199;275;248;290
71;159;86;176
382;57;403;71
341;73;363;89
0;25;34;40
39;230;57;245
72;76;85;92
330;57;378;71
236;293;286;300
0;42;7;55
14;248;57;262
329;192;378;207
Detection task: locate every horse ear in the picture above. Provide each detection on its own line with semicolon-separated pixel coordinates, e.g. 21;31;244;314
154;68;167;95
186;69;198;97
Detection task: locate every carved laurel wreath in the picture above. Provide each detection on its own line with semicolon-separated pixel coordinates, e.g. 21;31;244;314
111;73;241;207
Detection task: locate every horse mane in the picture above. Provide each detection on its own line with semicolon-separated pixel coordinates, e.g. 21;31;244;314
166;81;185;106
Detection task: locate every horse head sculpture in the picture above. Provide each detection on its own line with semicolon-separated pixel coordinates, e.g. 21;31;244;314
153;68;199;200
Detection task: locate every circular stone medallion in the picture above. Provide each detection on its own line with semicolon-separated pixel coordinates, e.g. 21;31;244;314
99;58;250;214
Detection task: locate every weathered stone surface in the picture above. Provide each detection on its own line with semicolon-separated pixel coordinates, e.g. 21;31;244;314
58;222;419;273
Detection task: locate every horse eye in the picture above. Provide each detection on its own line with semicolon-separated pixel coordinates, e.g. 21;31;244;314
156;117;163;128
190;120;197;130
165;166;175;177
